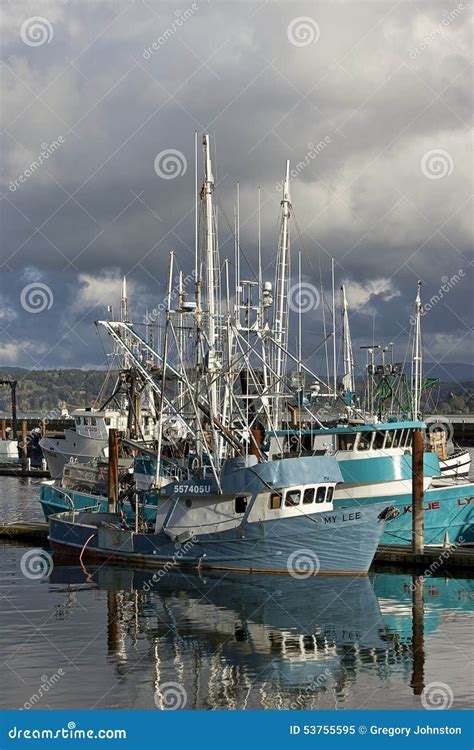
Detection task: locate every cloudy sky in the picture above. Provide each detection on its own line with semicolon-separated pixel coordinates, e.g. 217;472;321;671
0;0;472;380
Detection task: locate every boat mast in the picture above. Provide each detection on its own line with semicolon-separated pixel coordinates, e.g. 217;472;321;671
411;280;423;419
331;258;337;398
155;252;174;486
201;134;220;419
273;160;291;427
341;284;355;405
120;276;130;372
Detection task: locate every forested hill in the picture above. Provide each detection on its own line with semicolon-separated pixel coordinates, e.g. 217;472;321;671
0;369;115;415
0;368;473;416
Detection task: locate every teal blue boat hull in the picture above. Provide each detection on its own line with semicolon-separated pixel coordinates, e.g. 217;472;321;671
335;482;474;545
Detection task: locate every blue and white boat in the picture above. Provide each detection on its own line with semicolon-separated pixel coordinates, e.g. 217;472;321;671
48;454;397;575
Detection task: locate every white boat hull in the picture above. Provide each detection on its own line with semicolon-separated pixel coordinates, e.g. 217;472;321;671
40;429;107;478
439;450;471;478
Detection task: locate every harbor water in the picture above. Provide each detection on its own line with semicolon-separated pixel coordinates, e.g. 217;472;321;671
0;476;473;711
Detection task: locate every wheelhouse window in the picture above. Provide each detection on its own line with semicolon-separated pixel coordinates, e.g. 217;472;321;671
270;493;282;510
105;418;111;426
315;486;326;503
90;418;97;426
285;489;301;507
385;430;396;448
326;487;334;503
357;433;371;450
303;488;315;504
235;496;247;514
338;435;356;450
373;431;385;449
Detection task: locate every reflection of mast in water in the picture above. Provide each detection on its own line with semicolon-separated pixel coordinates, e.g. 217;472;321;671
84;568;395;709
410;575;425;696
107;591;128;670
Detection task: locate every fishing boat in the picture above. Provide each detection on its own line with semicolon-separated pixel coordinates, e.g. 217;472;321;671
48;452;398;575
42;133;472;554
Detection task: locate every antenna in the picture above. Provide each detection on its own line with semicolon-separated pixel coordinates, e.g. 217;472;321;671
194;130;198;287
331;258;336;397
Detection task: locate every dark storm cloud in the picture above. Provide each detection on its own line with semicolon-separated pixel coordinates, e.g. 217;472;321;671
0;0;472;371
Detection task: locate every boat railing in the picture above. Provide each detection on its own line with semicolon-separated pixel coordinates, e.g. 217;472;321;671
57;488;101;521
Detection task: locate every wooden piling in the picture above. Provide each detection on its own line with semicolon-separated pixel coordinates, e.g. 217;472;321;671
412;429;424;554
1;418;6;440
41;417;47;436
107;428;119;513
410;575;425;695
21;419;28;469
11;381;17;438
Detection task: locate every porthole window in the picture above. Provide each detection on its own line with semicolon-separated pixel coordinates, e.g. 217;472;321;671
270;493;282;510
316;486;326;503
285;489;301;507
303;488;315;504
235;496;247;514
185;498;192;508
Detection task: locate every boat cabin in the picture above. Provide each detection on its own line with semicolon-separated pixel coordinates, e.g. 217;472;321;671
71;409;131;439
155;481;336;540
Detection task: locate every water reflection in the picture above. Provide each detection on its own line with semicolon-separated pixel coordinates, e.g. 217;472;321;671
45;562;474;710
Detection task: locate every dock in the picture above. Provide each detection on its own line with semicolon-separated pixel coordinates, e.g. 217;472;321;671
0;465;50;478
374;543;474;570
0;521;49;541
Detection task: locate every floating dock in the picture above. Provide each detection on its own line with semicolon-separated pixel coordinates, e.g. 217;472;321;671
374;543;474;570
0;465;50;478
0;521;49;541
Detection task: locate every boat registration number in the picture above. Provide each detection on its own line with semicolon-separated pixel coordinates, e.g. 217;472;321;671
173;484;212;495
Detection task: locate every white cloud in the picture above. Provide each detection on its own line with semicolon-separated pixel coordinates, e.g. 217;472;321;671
73;270;131;313
341;277;401;313
0;296;18;324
